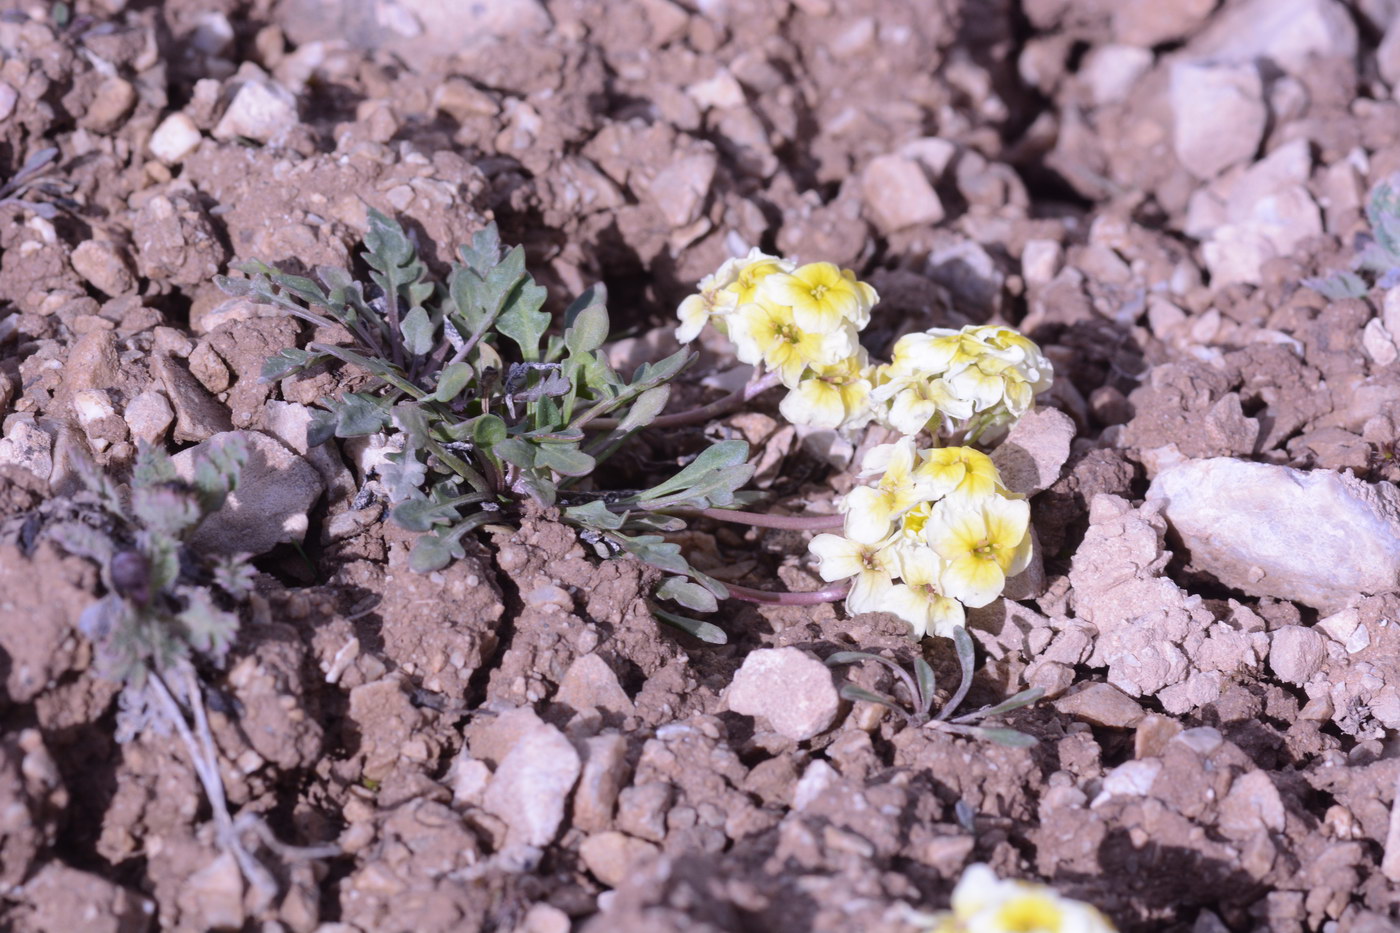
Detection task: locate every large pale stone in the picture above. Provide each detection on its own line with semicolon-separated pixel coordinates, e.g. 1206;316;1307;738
725;648;839;741
1147;458;1400;612
1170;61;1266;180
862;154;945;232
171;430;324;556
1186;0;1358;75
482;718;581;847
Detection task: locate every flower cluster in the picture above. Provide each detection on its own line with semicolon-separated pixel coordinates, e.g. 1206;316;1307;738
677;253;1053;441
875;324;1053;441
677;248;879;430
924;864;1116;933
809;439;1031;639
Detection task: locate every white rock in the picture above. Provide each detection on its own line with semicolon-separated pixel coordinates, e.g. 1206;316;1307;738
1081;45;1154;106
123;390;176;446
1021;239;1063;287
686;69;746;110
1386;287;1400;341
792;759;839;811
862;154;945;232
579;832;660;888
171;430;324;556
1363;317;1398;367
1147;458;1400;612
645;149;718;229
0;420;53;480
1093;759;1162;806
149;113;203;164
482;718;581;847
71;389;117;427
556;654;634;716
70;240;135;297
0;81;16;123
1170;61;1266;179
1217;770;1286;838
1112;0;1216;46
1380;18;1400;89
1269;625;1328;686
1187;0;1358;75
213;75;299;144
725;648;839;741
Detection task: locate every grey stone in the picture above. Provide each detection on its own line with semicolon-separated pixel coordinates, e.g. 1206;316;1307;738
482;718;581;847
991;406;1076;497
123;390;176;447
556;654;634;717
213;72;298;144
70;241;135;298
579;831;660;888
1186;0;1358;75
155;354;233;443
862;154;945;232
1268;625;1329;686
171;430;324;556
0;420;53;480
260;401;357;504
1170;61;1266;179
725;648;839;741
1147;458;1400;612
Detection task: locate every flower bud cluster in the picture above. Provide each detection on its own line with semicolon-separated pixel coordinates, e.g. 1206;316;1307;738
925;864;1116;933
808;439;1032;639
677;248;879;430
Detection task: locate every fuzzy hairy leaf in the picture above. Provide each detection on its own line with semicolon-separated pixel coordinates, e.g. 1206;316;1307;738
191;435;247;516
535;443;595;477
655;576;718;613
651;605;727;645
326;393;392;437
131;485;202;539
432;362;475;403
262;347;330;383
400;305;435;356
177;587;239;661
637;440;750;503
409;529;466;573
562;499;625;530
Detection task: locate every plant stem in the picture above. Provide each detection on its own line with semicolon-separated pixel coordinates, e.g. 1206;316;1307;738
724;581;849;605
667;507;845;532
588;369;783;431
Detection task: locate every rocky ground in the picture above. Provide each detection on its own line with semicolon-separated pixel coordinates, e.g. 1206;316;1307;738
1;0;1400;930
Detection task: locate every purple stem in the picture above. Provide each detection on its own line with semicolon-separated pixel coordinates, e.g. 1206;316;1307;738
590;369;784;431
724;581;850;606
687;508;845;532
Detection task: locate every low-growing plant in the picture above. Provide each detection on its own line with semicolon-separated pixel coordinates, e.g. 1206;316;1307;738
45;436;252;681
826;625;1043;746
1306;173;1400;299
218;212;757;641
24;438;337;903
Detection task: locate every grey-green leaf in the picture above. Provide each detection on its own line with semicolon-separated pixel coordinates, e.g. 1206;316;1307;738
400;305;435;356
655;577;718;613
651;605;727;645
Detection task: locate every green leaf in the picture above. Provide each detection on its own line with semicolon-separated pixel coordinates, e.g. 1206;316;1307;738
132;442;178;489
432;362;475;403
651;605;727;645
840;684;899;708
615;534;690;576
914;657;937;717
950;687;1046;725
473;414;508;448
564;302;609;356
825;651;886;668
655;576;718;613
191;434;247;515
261;347;328;383
970;727;1039;748
400;305;435;356
563;282;607;328
131;486;202;538
364;208;417;269
497;277;551;362
638;440;750;502
329;393;392;437
535;443;596;477
562;499;625;530
937;625;977;721
307;409;338;447
493;437;537;470
409;530;465;573
177;587;240;660
378;449;428;502
616;385;670;432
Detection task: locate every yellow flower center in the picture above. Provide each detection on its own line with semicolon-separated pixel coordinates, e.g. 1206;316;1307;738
973;538;997;561
995;894;1064;933
810;283;830;301
777;323;801;344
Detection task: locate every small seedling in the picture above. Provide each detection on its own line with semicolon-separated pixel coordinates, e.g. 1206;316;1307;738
1306;174;1400;299
27;438;337;906
218;211;754;640
826;625;1043;746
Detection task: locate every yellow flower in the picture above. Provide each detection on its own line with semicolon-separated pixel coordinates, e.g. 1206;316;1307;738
729;300;856;386
883;546;965;639
916;446;1003;499
778;352;874;430
759;261;878;335
842;439;926;543
934;864;1118;933
808;533;896;615
925;494;1032;608
675;248;793;343
873;369;977;437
